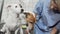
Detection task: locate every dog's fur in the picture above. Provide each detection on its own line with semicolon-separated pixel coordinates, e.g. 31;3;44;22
0;3;23;34
23;12;36;34
26;12;36;23
0;3;36;34
19;12;27;34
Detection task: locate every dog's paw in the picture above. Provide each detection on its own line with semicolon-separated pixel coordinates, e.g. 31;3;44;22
0;31;5;34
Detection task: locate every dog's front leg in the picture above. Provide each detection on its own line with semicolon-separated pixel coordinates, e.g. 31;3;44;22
20;26;23;34
5;27;10;34
15;28;20;34
5;30;10;34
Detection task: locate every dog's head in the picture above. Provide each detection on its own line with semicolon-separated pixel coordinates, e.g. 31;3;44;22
24;12;35;33
7;4;24;14
23;11;36;33
24;12;36;24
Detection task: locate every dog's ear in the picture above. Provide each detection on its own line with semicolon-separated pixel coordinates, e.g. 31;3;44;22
19;4;22;8
26;13;36;23
7;5;11;11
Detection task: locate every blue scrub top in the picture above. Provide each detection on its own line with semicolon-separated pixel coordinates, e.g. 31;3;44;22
33;0;60;34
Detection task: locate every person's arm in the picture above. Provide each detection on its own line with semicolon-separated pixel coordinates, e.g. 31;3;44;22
43;0;60;27
34;0;58;32
35;0;60;32
33;0;51;32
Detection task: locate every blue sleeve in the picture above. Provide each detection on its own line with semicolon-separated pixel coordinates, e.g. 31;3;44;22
35;19;51;32
42;0;53;27
33;0;43;21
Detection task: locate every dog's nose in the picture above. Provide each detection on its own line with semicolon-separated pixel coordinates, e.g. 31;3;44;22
21;9;24;11
21;9;24;13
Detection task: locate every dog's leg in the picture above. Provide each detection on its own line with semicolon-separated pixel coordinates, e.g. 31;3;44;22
26;27;31;34
0;25;6;32
15;28;20;34
5;30;10;34
1;25;10;34
20;27;23;34
5;26;10;34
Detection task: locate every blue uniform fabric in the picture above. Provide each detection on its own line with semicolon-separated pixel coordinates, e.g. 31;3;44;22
56;22;60;31
33;0;60;34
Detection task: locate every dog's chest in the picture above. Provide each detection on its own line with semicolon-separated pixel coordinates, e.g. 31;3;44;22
6;23;17;31
5;12;19;23
5;13;20;31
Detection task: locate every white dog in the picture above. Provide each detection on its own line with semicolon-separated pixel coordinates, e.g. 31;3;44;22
0;3;24;34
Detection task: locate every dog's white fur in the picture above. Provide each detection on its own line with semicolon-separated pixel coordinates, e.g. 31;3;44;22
0;4;23;34
19;13;27;34
0;3;35;34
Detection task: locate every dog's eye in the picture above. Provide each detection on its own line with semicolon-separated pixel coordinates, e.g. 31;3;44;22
15;6;17;8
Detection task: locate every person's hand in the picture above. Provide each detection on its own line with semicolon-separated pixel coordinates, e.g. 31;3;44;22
50;0;58;10
51;27;57;34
